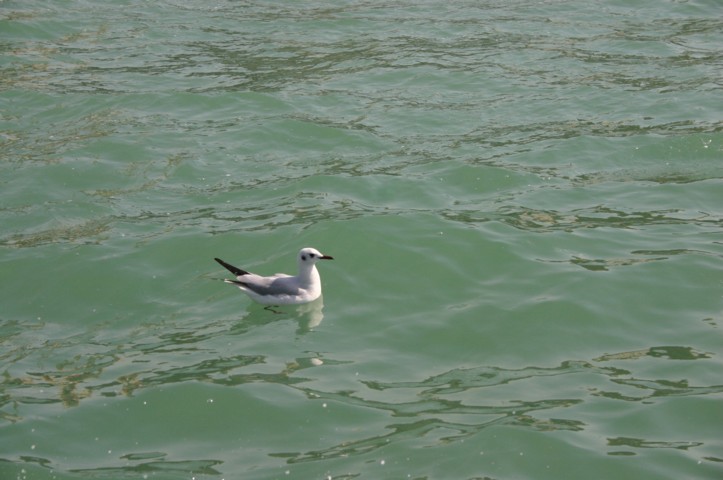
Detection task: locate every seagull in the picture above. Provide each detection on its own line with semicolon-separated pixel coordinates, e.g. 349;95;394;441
214;247;333;305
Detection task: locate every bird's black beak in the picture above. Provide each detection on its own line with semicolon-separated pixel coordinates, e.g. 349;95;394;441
320;255;334;260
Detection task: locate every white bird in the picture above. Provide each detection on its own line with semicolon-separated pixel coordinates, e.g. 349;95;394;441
214;247;333;305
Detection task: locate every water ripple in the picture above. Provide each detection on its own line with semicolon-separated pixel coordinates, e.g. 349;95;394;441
70;458;224;477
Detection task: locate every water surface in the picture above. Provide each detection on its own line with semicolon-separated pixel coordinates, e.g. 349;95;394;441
1;1;722;479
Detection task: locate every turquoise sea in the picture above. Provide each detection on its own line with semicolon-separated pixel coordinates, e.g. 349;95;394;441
1;1;722;479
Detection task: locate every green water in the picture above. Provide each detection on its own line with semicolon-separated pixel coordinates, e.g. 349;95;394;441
1;1;722;479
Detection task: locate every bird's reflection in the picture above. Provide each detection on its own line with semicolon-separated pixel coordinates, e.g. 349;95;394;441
294;295;325;331
242;296;325;334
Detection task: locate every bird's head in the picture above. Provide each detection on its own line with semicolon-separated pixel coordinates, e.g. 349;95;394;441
298;247;333;265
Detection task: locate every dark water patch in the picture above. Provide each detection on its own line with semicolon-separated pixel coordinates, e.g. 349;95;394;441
69;458;224;477
595;346;712;362
446;205;722;234
364;360;627;395
570;165;723;186
1;218;112;248
595;378;723;403
115;354;267;397
608;436;703;451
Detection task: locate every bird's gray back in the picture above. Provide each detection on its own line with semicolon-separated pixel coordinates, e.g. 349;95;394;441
239;274;301;297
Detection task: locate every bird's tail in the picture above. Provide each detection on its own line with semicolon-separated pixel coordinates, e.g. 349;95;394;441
214;257;250;277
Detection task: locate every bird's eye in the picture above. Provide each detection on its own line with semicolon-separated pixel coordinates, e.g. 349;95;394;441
310;253;316;258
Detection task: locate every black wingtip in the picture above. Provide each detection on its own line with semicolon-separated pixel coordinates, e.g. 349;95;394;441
214;257;250;277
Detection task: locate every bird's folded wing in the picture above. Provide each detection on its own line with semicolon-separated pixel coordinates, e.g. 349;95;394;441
236;274;301;297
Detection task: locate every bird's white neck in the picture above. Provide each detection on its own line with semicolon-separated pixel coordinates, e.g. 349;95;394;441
297;263;320;287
